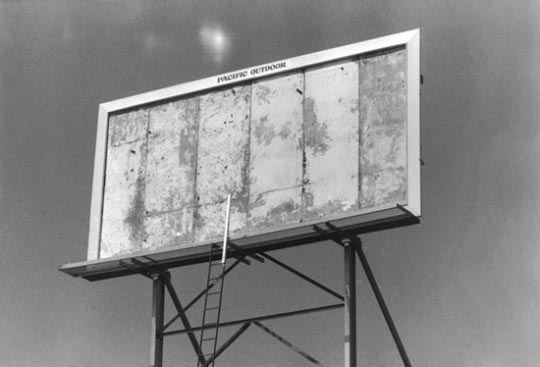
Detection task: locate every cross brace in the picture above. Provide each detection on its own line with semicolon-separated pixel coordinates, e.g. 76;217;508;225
141;223;412;367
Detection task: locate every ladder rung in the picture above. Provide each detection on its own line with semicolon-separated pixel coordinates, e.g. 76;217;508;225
205;306;220;311
208;277;221;281
202;337;216;342
207;291;221;296
203;323;217;327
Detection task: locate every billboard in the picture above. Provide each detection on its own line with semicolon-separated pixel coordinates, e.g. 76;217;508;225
61;29;420;280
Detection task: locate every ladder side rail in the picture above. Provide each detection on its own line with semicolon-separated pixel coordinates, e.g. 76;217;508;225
210;261;227;367
198;245;219;365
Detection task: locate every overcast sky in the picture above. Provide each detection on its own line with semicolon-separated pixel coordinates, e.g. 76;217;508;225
0;1;539;367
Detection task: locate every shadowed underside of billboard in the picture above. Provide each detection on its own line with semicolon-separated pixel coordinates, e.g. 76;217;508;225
60;30;420;280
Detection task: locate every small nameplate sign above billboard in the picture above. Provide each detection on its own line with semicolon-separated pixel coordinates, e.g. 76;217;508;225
60;29;420;281
217;62;288;84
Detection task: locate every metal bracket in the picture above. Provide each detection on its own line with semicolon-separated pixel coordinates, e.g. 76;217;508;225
119;255;169;280
229;241;265;263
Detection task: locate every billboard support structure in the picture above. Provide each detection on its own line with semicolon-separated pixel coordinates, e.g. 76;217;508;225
128;230;412;367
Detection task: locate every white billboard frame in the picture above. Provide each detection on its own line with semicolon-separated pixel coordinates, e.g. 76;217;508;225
70;29;419;278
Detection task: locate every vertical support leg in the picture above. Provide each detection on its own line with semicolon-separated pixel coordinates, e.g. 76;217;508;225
343;239;357;367
150;274;165;367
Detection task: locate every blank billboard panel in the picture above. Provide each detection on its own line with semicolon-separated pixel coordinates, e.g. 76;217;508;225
61;29;420;280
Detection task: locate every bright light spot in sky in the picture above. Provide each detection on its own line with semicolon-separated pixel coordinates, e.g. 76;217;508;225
199;22;231;65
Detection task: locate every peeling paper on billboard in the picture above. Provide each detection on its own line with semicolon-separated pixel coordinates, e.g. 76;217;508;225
100;48;408;259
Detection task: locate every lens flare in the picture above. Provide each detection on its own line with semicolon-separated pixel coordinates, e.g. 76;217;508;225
199;22;231;65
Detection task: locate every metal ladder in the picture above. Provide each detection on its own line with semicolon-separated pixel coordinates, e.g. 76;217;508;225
197;243;227;367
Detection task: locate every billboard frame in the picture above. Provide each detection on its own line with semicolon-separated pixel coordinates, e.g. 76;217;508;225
63;28;419;280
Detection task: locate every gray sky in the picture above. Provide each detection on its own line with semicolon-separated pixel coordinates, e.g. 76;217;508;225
0;1;539;366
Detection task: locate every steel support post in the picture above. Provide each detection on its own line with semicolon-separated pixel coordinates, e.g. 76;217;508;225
343;239;356;367
150;274;165;367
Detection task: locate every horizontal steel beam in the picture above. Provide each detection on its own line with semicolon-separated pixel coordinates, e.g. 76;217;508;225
229;242;265;263
162;303;344;337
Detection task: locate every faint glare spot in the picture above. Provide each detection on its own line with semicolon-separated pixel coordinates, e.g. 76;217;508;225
144;33;159;51
199;23;231;65
143;32;173;54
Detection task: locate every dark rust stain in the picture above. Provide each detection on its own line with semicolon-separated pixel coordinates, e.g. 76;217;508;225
179;99;199;180
255;84;273;104
306;199;352;218
124;176;145;246
301;155;309;186
229;196;246;216
249;192;301;228
302;190;314;210
304;97;330;155
268;199;297;216
238;145;250;208
278;122;292;140
108;110;147;147
253;116;276;145
250;192;266;210
193;210;204;232
178;128;191;166
385;132;403;164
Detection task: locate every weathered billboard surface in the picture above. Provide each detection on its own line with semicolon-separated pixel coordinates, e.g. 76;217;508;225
61;29;420;280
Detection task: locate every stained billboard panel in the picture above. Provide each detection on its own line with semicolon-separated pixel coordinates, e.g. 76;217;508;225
61;29;420;280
